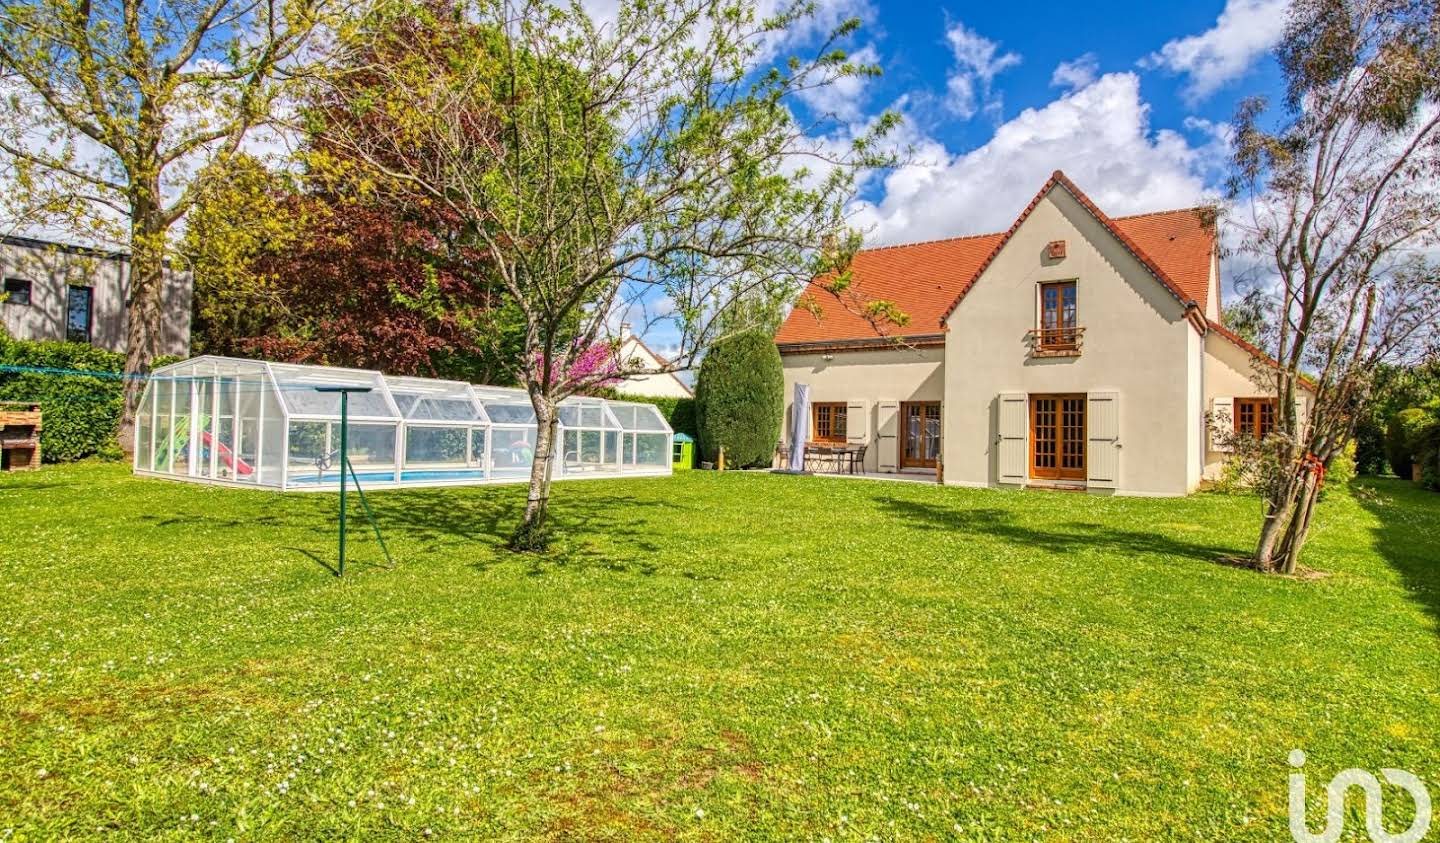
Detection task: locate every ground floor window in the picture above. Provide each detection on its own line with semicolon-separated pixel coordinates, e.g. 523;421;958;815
812;402;847;443
1031;394;1086;480
900;401;940;469
66;285;92;343
3;277;31;306
1235;398;1276;439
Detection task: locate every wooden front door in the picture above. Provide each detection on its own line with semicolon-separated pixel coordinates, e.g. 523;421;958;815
900;401;941;469
1030;394;1086;480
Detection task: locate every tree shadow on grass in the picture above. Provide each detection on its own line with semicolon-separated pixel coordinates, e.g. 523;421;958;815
127;478;704;580
874;495;1239;565
362;486;695;578
1352;478;1440;642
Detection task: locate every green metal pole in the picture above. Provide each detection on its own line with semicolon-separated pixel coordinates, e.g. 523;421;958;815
337;391;349;578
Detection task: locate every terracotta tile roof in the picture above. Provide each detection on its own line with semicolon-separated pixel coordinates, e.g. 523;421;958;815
773;232;1005;345
774;171;1217;346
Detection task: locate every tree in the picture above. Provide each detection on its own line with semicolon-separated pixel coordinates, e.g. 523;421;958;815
1227;0;1440;573
183;14;532;384
695;328;784;467
1219;289;1269;345
314;0;896;549
0;0;340;448
1352;358;1440;473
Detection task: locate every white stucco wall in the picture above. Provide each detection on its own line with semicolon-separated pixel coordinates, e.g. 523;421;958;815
1201;331;1314;480
941;188;1200;496
780;345;944;473
613;336;692;398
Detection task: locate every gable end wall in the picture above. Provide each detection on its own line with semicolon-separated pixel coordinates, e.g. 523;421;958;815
941;188;1199;495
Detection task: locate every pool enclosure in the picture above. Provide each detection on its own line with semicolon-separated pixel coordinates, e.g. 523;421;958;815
133;356;674;490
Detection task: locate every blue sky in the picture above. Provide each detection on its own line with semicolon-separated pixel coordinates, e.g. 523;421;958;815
799;0;1292;243
640;0;1293;355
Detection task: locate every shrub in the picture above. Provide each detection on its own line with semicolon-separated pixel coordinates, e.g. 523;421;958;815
0;334;125;462
694;329;783;467
1352;415;1389;474
582;388;696;438
1385;408;1433;479
1413;411;1440;492
1320;440;1356;499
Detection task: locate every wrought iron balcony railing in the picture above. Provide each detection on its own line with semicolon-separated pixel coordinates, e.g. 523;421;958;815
1029;326;1084;356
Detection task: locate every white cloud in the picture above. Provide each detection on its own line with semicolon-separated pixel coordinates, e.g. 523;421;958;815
1051;53;1099;91
848;72;1226;246
1141;0;1288;103
942;21;1021;120
794;44;881;122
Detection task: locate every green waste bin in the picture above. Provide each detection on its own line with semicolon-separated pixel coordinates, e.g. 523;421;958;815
672;433;694;471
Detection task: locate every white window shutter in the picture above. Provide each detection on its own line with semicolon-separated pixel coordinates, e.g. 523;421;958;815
1210;397;1234;452
997;392;1028;484
1293;396;1309;444
846;399;869;445
1087;391;1120;488
876;399;899;471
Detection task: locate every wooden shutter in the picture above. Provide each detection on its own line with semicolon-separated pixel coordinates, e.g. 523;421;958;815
846;399;869;445
997;392;1027;484
1209;397;1234;452
1087;391;1120;488
876;399;899;471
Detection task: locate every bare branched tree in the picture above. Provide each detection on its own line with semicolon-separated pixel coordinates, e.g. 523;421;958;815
312;0;897;549
1228;0;1440;573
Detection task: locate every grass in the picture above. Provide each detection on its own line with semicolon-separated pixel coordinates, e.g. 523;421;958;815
1;464;1437;841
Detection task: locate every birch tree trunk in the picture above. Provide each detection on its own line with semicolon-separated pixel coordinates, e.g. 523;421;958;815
512;392;559;551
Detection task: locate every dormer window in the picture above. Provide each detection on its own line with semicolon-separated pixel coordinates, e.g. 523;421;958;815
1033;280;1082;355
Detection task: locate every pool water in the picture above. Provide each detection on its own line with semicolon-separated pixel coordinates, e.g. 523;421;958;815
289;468;490;486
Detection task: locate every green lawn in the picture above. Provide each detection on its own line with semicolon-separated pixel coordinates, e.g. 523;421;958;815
1;464;1437;840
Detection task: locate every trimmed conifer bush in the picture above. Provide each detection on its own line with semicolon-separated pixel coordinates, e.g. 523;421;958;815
694;329;783;467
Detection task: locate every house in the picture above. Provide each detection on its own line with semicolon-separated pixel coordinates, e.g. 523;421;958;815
613;323;693;399
0;235;192;356
774;171;1312;496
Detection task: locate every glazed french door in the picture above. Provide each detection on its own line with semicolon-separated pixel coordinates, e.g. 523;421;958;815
900;401;941;469
1030;394;1086;480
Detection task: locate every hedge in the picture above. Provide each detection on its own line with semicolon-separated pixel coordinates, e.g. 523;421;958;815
694;329;783;467
1385;407;1434;480
630;394;696;439
584;386;696;439
0;333;126;462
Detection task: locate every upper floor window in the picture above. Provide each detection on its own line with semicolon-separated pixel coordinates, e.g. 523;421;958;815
1235;398;1276;439
1038;281;1078;349
812;402;847;443
3;277;31;306
66;285;93;343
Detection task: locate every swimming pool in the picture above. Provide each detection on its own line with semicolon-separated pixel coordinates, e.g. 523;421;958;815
288;468;490;486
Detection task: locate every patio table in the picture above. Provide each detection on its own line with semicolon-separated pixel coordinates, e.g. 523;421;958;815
804;443;863;474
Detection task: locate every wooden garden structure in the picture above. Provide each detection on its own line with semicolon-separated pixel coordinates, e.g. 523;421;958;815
0;402;42;471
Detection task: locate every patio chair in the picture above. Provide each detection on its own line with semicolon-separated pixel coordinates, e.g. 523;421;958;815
850;443;868;474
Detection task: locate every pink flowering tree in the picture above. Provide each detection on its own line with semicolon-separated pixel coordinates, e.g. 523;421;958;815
316;0;893;549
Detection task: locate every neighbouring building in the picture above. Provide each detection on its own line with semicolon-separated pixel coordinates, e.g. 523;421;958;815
0;235;192;356
774;170;1312;496
613;323;693;399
